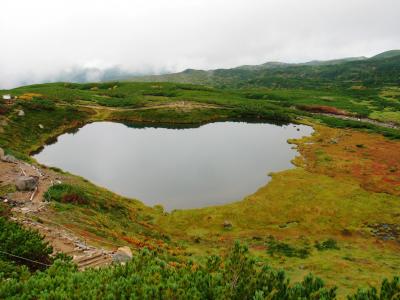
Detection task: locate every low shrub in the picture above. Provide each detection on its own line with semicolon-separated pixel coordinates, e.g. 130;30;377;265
348;277;400;300
0;239;397;298
0;217;53;271
0;242;337;299
44;184;89;205
18;98;56;111
0;103;9;115
315;239;340;251
266;236;311;259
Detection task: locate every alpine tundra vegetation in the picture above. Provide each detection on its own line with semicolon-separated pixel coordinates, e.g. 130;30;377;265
1;49;400;298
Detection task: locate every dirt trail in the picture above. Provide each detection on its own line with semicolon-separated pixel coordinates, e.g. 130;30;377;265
18;216;114;270
314;112;400;130
1;158;115;270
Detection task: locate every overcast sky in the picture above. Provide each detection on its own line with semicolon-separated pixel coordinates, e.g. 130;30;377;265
1;0;400;89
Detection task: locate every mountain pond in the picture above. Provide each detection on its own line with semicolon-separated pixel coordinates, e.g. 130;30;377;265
34;121;313;210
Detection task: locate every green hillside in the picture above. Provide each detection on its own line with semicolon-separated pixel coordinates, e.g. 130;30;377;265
371;50;400;60
130;50;400;89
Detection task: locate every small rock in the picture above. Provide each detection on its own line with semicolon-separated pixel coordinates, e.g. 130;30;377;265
112;246;133;263
223;220;233;229
18;110;25;117
38;124;44;129
330;138;339;144
15;176;38;191
75;242;89;250
2;154;18;163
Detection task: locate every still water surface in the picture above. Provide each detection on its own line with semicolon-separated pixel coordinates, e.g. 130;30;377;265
34;122;313;210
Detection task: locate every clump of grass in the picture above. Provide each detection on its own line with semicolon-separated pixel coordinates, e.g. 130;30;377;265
47;166;66;174
44;184;88;205
0;184;16;198
315;238;340;251
266;236;311;259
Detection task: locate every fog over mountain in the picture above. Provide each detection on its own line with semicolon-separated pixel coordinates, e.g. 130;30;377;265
1;0;400;89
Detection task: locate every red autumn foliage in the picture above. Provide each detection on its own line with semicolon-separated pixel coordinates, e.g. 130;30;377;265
297;105;350;116
296;125;400;196
61;193;88;205
0;105;9;115
121;236;155;250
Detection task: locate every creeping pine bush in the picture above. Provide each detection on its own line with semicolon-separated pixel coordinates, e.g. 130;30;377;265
0;217;53;271
0;240;398;299
0;242;337;299
348;277;400;300
44;184;89;205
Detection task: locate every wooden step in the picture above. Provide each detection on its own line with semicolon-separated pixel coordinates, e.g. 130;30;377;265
77;253;111;269
80;257;113;270
74;252;103;264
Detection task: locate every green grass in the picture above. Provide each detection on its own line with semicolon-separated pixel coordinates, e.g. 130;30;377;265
1;81;400;297
0;102;88;159
315;115;400;139
370;110;400;125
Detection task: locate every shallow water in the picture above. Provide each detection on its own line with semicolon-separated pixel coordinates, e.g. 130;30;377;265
34;121;313;210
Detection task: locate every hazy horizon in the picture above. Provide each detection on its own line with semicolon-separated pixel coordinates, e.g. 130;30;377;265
1;0;400;89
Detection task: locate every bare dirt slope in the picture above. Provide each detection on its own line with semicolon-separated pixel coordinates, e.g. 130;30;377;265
1;158;114;270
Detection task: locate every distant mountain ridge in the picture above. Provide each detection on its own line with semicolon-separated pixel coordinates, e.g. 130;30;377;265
128;50;400;88
235;56;367;71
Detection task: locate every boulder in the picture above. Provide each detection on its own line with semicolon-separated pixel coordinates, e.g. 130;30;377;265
112;246;133;263
223;220;233;229
15;176;38;191
2;154;18;163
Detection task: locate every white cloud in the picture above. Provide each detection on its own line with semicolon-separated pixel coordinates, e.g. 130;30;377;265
1;0;399;88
